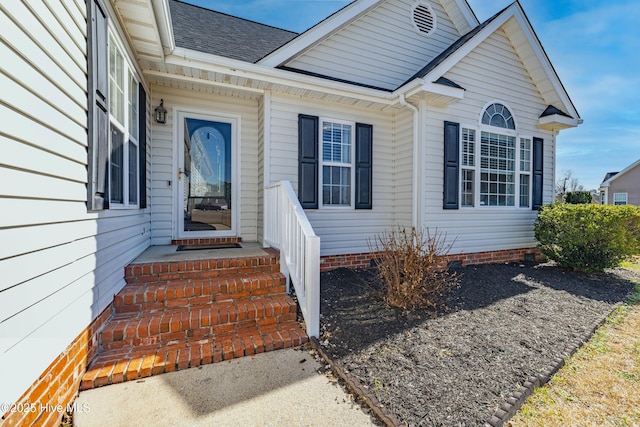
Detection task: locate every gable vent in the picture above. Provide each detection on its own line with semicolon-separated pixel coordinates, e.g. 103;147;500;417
412;2;436;36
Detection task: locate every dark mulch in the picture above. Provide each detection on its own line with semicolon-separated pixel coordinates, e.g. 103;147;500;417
319;262;637;426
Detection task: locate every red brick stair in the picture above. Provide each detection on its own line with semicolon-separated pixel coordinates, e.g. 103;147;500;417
80;249;308;390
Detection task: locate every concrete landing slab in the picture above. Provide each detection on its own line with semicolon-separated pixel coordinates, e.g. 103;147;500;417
74;346;377;427
131;243;270;263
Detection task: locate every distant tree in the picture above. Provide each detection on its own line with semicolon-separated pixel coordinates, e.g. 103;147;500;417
555;170;584;202
565;191;593;204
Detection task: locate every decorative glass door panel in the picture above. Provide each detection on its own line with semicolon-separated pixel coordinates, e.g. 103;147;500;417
182;118;232;233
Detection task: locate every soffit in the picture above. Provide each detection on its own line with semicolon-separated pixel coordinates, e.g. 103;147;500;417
112;0;165;63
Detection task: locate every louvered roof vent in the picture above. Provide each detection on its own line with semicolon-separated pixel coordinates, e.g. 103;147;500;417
412;2;436;36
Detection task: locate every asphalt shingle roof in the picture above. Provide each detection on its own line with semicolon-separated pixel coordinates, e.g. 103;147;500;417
399;6;507;88
540;105;572;118
169;0;298;63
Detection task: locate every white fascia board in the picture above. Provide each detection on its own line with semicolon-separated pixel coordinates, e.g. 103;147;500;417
151;0;175;54
421;3;580;121
454;0;480;27
404;81;465;101
508;4;580;121
166;47;396;105
538;114;579;131
257;0;385;67
602;159;640;186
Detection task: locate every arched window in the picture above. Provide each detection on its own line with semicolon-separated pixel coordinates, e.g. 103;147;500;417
482;103;515;130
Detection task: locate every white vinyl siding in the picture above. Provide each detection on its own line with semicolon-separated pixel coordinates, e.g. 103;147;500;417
0;0;150;408
149;87;261;244
268;94;400;256
285;0;462;90
422;28;554;254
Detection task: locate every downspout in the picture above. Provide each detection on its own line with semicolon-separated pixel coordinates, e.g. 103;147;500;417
398;94;420;229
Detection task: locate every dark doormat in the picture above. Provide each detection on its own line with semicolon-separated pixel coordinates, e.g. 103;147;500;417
176;243;242;251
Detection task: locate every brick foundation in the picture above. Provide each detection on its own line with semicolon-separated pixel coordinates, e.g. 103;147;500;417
1;308;111;427
320;247;544;272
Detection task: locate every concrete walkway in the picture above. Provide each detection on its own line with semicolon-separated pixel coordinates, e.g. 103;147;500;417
74;346;378;427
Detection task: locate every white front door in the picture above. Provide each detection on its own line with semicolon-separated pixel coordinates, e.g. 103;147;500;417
176;111;238;239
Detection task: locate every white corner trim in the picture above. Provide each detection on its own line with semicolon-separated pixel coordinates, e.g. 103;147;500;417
150;0;175;54
398;94;420;229
257;0;385;67
453;0;480;27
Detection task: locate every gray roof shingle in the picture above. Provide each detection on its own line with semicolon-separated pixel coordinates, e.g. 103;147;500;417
169;0;298;63
540;105;572;118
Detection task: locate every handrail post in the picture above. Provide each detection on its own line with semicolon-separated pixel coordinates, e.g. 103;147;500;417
264;181;320;338
305;235;320;338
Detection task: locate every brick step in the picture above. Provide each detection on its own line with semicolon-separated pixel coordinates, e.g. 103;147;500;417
81;322;308;390
114;271;287;314
124;253;280;285
101;294;298;350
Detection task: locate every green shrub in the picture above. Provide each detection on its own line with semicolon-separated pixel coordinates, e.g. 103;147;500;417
565;191;593;204
368;227;459;312
535;204;640;272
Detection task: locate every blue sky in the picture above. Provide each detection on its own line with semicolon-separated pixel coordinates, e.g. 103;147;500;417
182;0;640;190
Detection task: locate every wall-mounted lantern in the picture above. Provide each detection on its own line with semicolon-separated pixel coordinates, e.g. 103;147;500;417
154;99;167;124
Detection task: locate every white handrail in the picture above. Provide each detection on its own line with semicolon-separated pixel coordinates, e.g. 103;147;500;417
264;181;320;338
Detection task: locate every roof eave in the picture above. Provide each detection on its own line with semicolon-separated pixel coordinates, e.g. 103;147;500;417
402;81;466;106
600;158;640;186
538;114;581;131
151;0;176;54
164;47;397;105
413;2;580;122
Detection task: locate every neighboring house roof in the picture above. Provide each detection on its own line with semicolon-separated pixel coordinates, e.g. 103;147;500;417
599;158;640;188
169;0;298;63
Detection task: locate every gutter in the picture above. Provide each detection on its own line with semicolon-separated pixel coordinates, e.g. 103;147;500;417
398;94;421;229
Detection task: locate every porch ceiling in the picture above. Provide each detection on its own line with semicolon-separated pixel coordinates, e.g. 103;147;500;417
114;0;401;110
141;64;401;111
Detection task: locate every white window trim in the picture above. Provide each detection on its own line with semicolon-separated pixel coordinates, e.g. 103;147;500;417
108;30;139;209
319;117;356;209
613;192;628;205
459;126;533;210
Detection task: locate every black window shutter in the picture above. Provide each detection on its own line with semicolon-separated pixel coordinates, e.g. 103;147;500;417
138;85;147;209
355;123;373;209
87;0;109;210
443;121;460;209
532;137;544;210
298;114;319;209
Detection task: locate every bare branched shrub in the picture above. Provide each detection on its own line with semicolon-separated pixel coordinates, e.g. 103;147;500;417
368;226;459;312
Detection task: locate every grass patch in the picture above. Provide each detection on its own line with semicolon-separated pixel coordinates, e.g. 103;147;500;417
508;261;640;426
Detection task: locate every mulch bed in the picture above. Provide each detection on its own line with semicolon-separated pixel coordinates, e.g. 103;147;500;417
318;262;637;426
